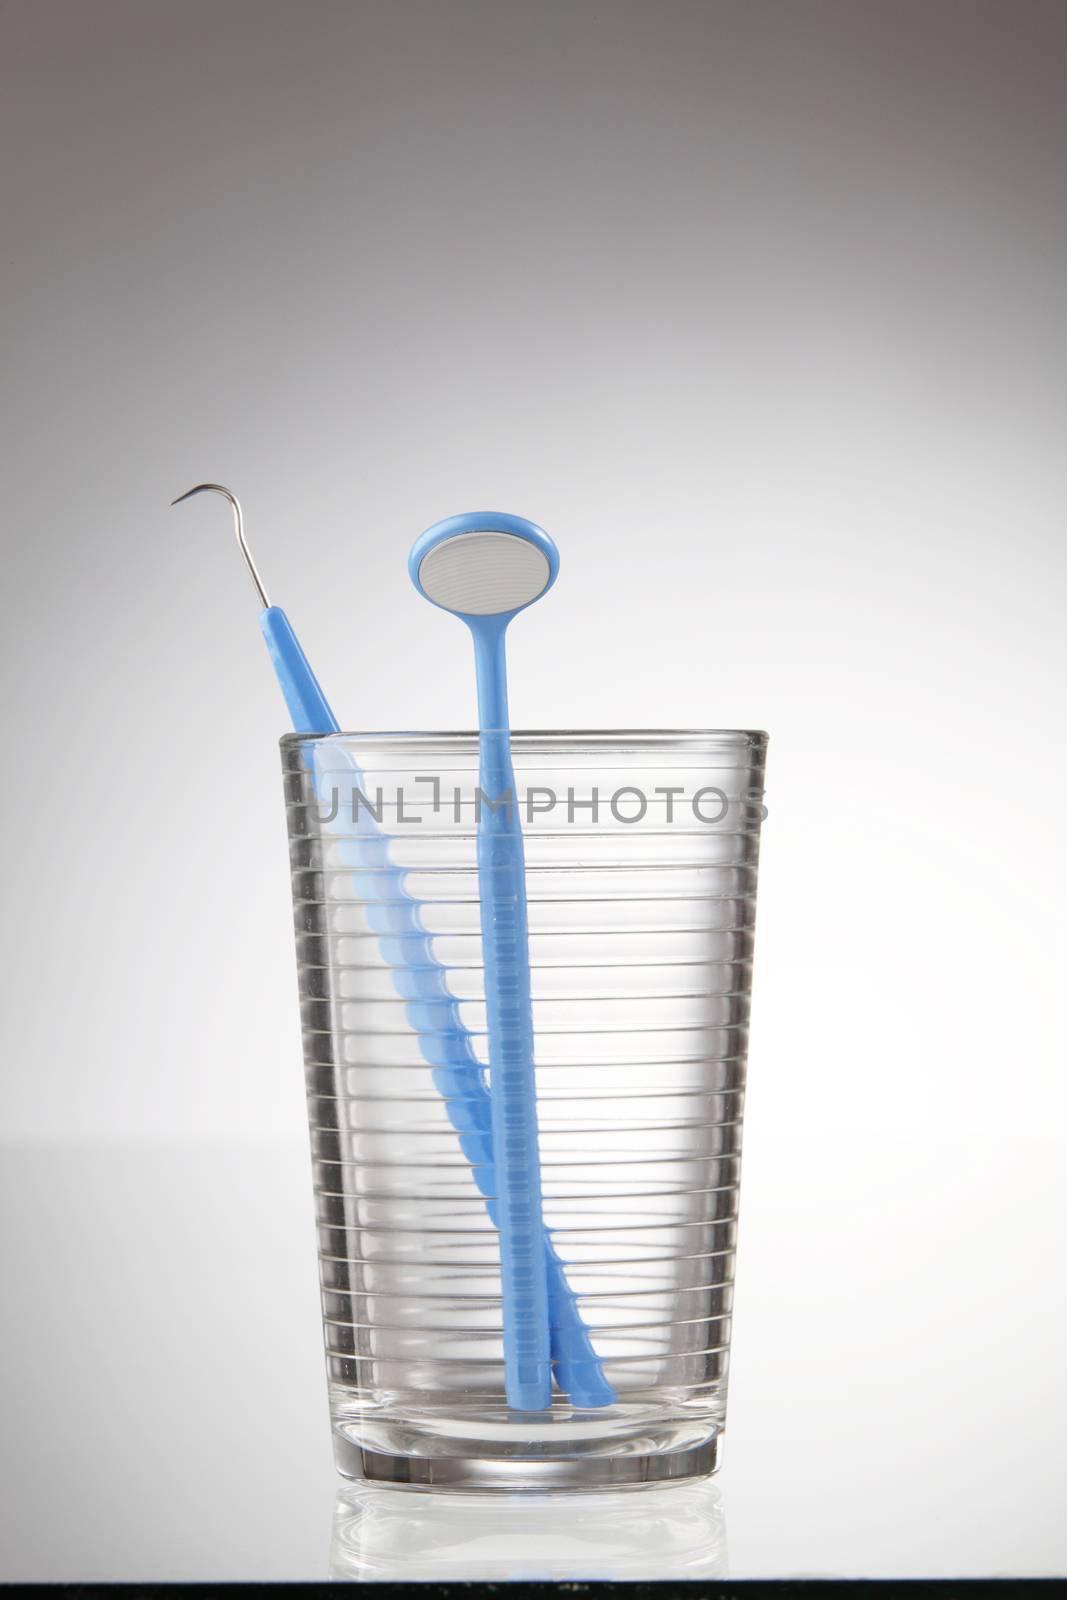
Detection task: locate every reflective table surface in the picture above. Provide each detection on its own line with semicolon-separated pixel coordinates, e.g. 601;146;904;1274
1;1138;1064;1583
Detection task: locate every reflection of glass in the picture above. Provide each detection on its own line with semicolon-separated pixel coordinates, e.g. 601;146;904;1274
329;1480;728;1582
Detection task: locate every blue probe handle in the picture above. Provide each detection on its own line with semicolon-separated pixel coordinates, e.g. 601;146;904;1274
260;606;340;735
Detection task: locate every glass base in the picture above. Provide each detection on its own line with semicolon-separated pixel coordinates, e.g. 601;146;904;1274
333;1430;720;1491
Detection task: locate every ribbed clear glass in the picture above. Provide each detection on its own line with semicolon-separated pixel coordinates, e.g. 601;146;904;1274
282;730;768;1490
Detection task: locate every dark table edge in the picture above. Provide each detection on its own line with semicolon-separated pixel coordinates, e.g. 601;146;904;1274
1;1581;1062;1597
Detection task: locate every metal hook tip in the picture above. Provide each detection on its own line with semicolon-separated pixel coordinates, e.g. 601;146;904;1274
170;482;270;609
170;482;239;508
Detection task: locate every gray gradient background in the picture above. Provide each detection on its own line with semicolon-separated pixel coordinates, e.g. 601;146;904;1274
1;0;1065;1580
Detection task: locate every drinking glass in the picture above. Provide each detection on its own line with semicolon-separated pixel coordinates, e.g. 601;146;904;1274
282;730;768;1489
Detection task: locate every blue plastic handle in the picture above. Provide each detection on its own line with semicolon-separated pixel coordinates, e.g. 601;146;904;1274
470;620;551;1409
260;607;339;735
261;600;616;1409
477;725;551;1407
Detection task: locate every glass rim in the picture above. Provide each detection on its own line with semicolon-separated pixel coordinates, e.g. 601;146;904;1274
280;727;768;749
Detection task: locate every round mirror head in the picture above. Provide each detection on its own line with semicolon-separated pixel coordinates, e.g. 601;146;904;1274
418;531;550;616
409;513;559;619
